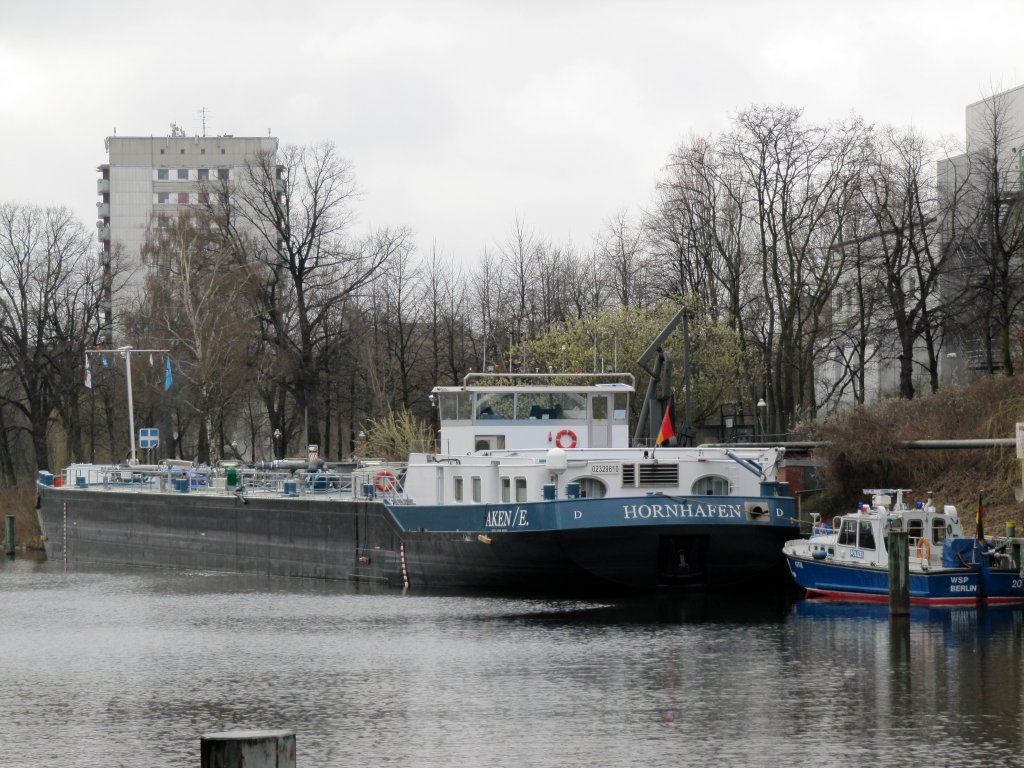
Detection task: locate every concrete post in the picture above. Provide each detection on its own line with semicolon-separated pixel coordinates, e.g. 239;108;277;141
4;515;14;557
200;729;296;768
887;530;909;616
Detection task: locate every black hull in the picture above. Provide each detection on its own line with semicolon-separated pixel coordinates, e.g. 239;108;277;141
37;486;792;593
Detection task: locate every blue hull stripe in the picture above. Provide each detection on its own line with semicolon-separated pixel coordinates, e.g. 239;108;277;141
386;495;796;534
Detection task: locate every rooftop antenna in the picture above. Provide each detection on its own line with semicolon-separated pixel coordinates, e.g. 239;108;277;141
198;106;209;138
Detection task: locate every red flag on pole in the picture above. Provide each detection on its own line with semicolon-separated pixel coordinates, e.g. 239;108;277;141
657;394;676;446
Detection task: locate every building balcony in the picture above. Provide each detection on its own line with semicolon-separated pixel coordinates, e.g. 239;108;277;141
97;178;109;194
96;202;110;218
97;226;111;241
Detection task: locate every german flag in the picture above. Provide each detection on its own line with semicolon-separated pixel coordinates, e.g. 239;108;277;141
656;394;676;446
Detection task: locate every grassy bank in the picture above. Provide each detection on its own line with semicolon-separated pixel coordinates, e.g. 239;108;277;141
812;375;1024;531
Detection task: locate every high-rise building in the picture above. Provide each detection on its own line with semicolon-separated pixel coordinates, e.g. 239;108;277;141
96;125;278;340
937;85;1024;383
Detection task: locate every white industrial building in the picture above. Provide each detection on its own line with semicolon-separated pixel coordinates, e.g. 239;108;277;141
96;125;278;339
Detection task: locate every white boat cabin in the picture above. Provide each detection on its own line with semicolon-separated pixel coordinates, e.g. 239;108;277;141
431;373;634;454
800;490;964;569
399;374;786;508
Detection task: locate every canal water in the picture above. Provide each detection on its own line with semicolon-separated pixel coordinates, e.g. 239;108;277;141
2;557;1023;767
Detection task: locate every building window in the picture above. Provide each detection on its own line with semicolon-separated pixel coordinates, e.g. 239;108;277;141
514;477;527;502
221;148;226;155
200;148;206;155
157;192;170;204
198;168;209;181
157;169;169;181
160;148;165;155
180;148;185;154
197;192;209;205
472;476;481;503
177;169;189;180
177;192;189;204
454;476;464;502
218;168;229;180
501;477;511;502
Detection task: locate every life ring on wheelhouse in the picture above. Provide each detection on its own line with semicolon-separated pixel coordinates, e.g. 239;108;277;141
916;539;931;562
554;429;578;449
375;469;397;492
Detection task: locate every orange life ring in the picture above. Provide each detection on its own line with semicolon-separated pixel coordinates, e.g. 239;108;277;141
375;469;397;492
916;539;930;561
555;429;577;449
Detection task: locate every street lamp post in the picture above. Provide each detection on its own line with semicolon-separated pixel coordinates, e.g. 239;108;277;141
756;398;767;442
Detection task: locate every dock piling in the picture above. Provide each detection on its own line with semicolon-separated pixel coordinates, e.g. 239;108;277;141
201;729;296;767
887;529;910;616
4;515;13;557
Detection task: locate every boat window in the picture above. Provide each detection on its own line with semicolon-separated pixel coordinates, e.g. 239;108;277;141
472;476;482;503
613;393;628;420
439;393;472;421
838;519;857;545
932;518;948;544
475;393;514;420
577;477;607;499
501;477;511;503
516;392;586;420
907;518;924;542
514;477;527;502
858;521;876;550
691;475;730;495
454;476;464;502
591;396;608;421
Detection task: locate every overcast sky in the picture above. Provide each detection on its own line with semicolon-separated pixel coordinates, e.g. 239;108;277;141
3;1;1023;262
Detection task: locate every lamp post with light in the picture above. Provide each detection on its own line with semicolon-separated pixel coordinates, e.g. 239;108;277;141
756;398;767;442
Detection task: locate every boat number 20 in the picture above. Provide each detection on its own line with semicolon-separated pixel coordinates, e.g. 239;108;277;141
1014;579;1023;590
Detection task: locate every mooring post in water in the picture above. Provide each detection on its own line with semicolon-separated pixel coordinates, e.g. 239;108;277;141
4;515;14;557
888;529;910;616
200;729;296;768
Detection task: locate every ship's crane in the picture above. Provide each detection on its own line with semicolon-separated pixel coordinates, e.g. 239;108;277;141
633;306;694;446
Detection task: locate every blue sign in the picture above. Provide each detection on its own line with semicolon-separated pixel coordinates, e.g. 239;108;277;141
139;428;159;449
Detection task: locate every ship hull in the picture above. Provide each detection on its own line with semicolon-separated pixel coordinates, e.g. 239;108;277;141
37;484;796;592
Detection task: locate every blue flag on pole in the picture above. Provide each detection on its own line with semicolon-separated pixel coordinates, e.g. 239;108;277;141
101;353;109;368
164;357;173;391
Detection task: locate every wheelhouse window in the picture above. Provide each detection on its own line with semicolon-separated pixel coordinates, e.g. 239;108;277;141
454;476;464;502
439;392;473;421
475;393;514;420
907;518;924;542
838;519;857;546
858;521;876;550
932;518;948;544
692;475;730;495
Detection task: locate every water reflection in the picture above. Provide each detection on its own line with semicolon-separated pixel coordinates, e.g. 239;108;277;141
2;560;1023;767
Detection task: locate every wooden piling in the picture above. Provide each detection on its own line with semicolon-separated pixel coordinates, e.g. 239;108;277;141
4;515;14;557
887;529;909;616
200;729;296;768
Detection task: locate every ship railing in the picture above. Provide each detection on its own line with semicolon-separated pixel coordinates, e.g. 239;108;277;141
58;462;409;501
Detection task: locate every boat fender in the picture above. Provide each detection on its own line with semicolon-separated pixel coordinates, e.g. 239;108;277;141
555;429;577;449
375;470;397;492
916;539;931;562
812;549;827;560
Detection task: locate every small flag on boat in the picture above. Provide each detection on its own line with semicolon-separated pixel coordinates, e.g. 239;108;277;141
149;353;154;367
656;394;676;446
977;494;985;542
84;353;92;389
164;356;173;391
101;353;109;368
